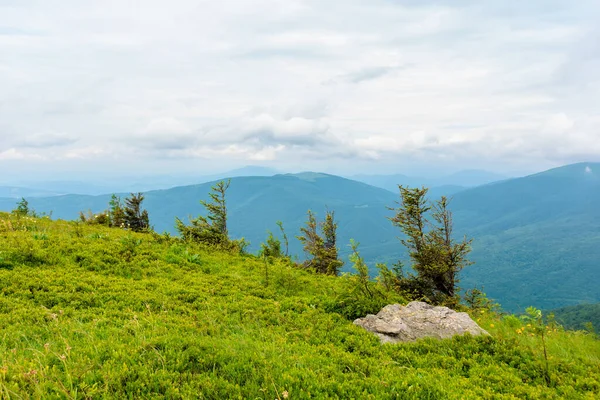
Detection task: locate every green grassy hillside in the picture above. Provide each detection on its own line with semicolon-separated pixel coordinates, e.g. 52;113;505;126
1;213;599;398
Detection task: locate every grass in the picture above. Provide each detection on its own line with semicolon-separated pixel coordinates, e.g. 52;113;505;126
0;212;599;399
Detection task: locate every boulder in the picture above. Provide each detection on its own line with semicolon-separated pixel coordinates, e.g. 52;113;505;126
353;301;489;343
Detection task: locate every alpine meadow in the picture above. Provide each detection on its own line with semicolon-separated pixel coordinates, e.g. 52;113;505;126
1;207;600;398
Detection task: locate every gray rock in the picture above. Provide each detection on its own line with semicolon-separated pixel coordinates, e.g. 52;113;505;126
353;301;489;343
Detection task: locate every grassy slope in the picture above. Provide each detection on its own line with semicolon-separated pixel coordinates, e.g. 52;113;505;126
0;213;599;399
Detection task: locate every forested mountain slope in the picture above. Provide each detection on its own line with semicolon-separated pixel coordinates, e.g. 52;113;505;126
452;162;600;311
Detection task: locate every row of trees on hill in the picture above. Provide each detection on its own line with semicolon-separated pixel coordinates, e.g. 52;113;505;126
172;180;473;307
78;193;150;232
17;178;473;308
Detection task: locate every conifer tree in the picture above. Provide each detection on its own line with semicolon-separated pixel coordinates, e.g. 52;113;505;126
123;193;150;232
259;231;283;259
388;186;472;305
13;197;31;217
109;194;125;228
297;209;343;275
201;179;230;238
428;196;472;298
276;220;289;257
321;210;344;275
175;179;231;246
297;210;323;268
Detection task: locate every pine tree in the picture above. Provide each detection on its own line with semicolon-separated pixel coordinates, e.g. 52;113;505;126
388;186;472;305
297;209;343;275
428;196;472;298
297;210;323;270
321;210;343;275
201;179;230;238
276;220;289;257
123;193;150;232
175;179;231;246
259;231;283;259
109;194;125;228
14;198;31;217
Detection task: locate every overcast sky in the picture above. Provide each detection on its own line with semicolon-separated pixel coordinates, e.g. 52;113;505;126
1;0;599;180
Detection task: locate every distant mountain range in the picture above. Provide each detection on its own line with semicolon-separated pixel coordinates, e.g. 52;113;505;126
352;169;509;194
3;166;506;198
0;166;281;197
1;162;598;312
0;186;63;198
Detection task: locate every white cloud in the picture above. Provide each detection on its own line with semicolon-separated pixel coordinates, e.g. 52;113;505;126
134;118;197;150
63;146;109;160
0;148;43;161
17;132;79;148
1;0;600;176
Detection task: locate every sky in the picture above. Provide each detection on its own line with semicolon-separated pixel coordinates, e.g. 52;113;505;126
1;0;600;181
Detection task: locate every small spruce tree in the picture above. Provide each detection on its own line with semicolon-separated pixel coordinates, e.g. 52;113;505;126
297;210;323;268
259;230;283;259
388;186;472;306
297;209;343;275
276;220;289;257
109;194;126;228
123;193;150;232
13;198;32;217
175;179;231;246
321;210;344;275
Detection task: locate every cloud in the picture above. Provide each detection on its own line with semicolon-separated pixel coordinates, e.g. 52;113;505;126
17;133;79;148
1;0;600;176
146;110;366;163
326;65;409;85
0;26;39;36
134;118;197;150
346;67;399;83
0;148;43;160
63;146;108;160
239;114;332;146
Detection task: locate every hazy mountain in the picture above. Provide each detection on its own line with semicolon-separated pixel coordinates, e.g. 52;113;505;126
5;165;280;196
351;173;423;193
4;181;119;196
353;169;508;194
452;162;600;311
1;162;598;312
222;165;280;177
438;169;509;187
0;186;63;198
